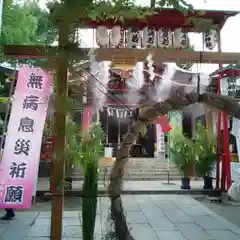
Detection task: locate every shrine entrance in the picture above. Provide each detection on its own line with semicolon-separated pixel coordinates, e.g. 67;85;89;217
99;108;155;157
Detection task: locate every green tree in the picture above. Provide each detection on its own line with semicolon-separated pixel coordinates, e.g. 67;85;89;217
1;1;37;47
1;0;56;58
24;0;57;44
0;0;57;95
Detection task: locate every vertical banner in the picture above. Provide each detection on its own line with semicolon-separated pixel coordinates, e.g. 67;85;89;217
0;67;52;209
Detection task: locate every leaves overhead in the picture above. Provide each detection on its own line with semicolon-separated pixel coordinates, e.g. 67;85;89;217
1;0;57;59
49;0;194;24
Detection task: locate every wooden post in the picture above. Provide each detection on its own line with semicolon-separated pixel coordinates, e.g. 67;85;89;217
216;29;222;190
106;110;109;144
204;108;213;141
118;117;121;149
50;116;56;193
217;26;231;190
50;23;69;240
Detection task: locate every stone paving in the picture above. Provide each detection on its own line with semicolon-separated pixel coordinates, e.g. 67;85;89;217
1;195;240;239
37;178;207;191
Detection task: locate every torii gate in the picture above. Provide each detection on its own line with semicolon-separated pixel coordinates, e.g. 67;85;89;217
3;7;240;240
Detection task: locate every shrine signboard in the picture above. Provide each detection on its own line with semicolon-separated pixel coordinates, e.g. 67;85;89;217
0;67;52;209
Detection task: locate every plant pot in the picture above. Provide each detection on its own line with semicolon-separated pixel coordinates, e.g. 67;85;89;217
203;176;213;189
65;177;73;190
181;177;191;189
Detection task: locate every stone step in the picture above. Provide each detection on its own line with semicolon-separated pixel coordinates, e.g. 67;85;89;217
72;172;181;177
74;165;178;170
72;175;182;181
72;171;181;176
73;171;180;176
73;167;179;172
73;172;180;177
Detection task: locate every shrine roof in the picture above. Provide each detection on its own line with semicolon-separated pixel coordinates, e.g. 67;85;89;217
210;65;240;77
84;8;239;31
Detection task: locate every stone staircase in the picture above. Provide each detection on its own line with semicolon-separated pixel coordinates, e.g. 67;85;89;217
72;157;182;181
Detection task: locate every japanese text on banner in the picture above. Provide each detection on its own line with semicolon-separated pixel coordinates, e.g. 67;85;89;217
0;67;52;209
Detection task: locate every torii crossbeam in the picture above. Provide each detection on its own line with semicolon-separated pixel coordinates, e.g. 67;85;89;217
4;45;240;64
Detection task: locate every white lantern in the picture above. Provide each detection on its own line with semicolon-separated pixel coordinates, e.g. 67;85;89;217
142;27;156;48
110;26;121;47
116;28;125;48
127;28;141;48
204;29;217;50
173;28;188;48
157;28;172;48
96;26;109;47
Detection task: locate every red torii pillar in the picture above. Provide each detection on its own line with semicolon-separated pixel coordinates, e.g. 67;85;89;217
213;65;234;191
213;30;231;191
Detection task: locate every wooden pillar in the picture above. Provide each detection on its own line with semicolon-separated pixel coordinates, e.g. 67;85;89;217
128;121;131;133
216;27;231;190
215;28;231;191
50;113;56;193
106;110;108;144
118;117;121;149
204;108;213;141
50;23;69;240
216;29;223;190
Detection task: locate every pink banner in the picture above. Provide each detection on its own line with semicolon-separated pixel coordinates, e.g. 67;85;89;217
0;67;52;209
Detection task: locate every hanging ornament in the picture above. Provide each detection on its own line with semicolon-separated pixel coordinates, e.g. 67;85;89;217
142;27;156;48
146;53;155;81
173;28;188;48
127;28;141;48
116;28;125;48
116;109;119;118
92;61;111;110
124;110;127;118
110;26;121;47
107;107;114;117
130;62;144;89
157;28;172;48
96;26;109;47
120;110;123;118
204;29;217;50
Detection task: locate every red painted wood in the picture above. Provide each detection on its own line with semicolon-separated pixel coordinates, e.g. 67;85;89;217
84;9;236;29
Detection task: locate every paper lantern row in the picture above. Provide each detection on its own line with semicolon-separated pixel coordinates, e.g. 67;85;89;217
106;107;134;118
96;26;189;49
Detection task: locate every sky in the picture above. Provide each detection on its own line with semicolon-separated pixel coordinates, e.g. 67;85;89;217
39;0;240;73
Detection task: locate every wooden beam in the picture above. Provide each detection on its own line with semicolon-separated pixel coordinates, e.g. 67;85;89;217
3;45;89;59
95;48;240;65
4;45;240;64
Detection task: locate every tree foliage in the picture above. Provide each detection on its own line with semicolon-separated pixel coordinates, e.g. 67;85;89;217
0;0;57;98
49;0;193;24
24;0;57;44
1;0;56;58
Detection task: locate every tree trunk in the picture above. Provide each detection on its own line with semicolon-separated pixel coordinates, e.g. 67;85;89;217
107;91;240;239
108;120;147;239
